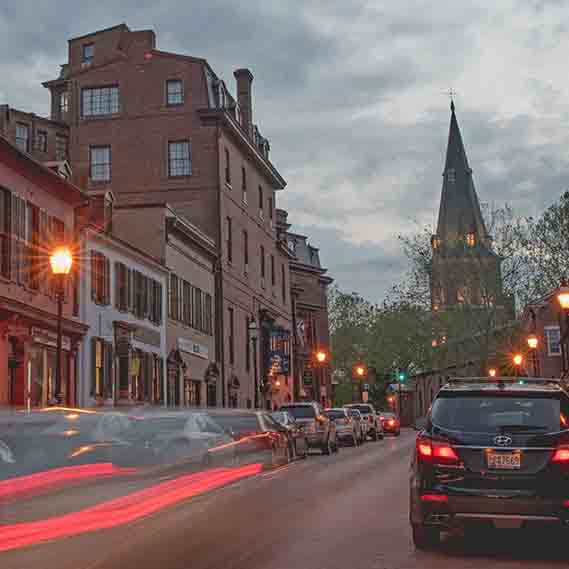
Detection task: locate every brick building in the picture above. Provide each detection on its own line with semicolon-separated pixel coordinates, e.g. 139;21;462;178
0;105;70;177
0;135;88;407
278;210;334;407
42;23;293;409
521;290;565;379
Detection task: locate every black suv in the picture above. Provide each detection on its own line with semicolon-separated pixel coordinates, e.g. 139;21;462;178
410;377;569;549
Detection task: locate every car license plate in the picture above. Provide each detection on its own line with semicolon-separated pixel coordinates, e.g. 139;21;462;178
487;451;521;470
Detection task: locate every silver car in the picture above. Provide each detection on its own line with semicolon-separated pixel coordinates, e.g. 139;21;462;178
280;402;338;455
344;403;383;441
324;408;359;446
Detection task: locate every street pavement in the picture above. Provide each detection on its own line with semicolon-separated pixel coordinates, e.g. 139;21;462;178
3;429;569;569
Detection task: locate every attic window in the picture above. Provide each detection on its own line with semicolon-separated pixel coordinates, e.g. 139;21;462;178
447;168;456;183
466;232;476;247
83;43;94;64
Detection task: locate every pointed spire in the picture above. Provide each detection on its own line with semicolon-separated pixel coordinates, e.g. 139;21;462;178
435;103;490;251
450;98;455;113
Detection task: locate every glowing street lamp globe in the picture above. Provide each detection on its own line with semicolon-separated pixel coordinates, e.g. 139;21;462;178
527;334;538;350
50;247;73;276
316;351;327;364
513;354;523;367
558;280;569;311
488;368;497;378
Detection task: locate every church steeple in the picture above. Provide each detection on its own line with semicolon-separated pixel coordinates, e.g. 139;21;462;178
430;102;503;311
434;101;489;251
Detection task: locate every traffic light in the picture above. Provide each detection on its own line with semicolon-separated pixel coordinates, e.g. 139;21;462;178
397;370;407;382
352;362;368;380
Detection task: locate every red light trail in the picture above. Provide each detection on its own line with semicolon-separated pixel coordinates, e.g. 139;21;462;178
0;463;262;552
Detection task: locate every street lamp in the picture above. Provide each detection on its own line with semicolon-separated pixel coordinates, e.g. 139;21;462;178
557;280;569;374
527;334;539;377
513;353;523;377
49;246;73;405
315;350;327;364
488;368;497;378
248;318;259;408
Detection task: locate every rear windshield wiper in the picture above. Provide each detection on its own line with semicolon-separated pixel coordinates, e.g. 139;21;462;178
498;425;549;432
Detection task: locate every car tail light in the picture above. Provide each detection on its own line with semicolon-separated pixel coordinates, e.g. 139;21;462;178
552;448;569;463
417;438;459;464
388;419;396;427
420;493;449;503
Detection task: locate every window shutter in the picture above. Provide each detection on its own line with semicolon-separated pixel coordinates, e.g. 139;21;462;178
104;342;114;399
115;262;122;309
90;337;97;397
39;210;48;292
90;252;98;301
156;281;163;325
143;352;151;401
104;256;111;305
127;268;133;313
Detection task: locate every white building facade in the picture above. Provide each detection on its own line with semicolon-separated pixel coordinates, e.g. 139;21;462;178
77;227;168;407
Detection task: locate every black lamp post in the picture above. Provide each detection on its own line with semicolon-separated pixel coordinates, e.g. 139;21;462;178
248;318;259;408
557;280;569;374
49;246;73;405
527;334;539;377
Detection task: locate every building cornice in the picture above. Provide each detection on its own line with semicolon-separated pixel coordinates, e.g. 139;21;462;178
198;108;286;190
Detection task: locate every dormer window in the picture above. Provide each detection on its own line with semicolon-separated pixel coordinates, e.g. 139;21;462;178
466;232;476;247
447;168;456;183
83;43;94;64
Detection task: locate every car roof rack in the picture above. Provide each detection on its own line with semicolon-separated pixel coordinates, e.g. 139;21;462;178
447;377;561;385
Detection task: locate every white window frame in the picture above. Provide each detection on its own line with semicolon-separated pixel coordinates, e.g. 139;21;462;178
90;146;111;182
545;326;561;356
168;140;191;177
82;86;120;117
166;79;184;105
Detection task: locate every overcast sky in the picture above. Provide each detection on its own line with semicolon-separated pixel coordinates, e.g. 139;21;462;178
2;1;568;302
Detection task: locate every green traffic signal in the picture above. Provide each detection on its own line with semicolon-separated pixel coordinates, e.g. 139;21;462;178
398;372;406;382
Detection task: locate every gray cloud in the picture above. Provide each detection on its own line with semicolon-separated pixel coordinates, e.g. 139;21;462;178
2;1;569;302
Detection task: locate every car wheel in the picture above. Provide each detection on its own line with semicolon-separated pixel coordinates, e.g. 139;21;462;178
395;431;401;437
411;524;440;550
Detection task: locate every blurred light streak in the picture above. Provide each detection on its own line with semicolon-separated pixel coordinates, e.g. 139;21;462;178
0;463;262;552
0;463;136;503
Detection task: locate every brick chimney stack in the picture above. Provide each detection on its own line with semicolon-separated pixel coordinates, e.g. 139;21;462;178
234;68;253;134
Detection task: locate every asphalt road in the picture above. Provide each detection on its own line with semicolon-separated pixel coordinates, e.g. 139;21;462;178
4;429;569;569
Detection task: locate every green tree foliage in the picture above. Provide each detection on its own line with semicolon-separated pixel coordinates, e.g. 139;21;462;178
522;191;569;300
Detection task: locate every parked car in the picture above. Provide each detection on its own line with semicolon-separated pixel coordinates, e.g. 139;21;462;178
280;402;338;455
344;404;383;441
324;408;358;446
346;408;366;444
410;377;569;549
379;411;401;436
207;410;291;466
271;411;308;460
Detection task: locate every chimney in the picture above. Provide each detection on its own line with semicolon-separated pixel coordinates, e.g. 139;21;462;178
234;68;253;134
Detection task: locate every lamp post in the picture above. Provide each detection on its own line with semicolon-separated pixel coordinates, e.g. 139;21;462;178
557;279;569;373
527;334;539;377
49;246;73;405
513;353;523;378
248;318;259;408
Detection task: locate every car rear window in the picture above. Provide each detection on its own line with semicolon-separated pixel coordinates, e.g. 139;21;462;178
281;406;316;419
324;410;345;420
431;393;569;433
209;415;260;432
348;405;372;415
